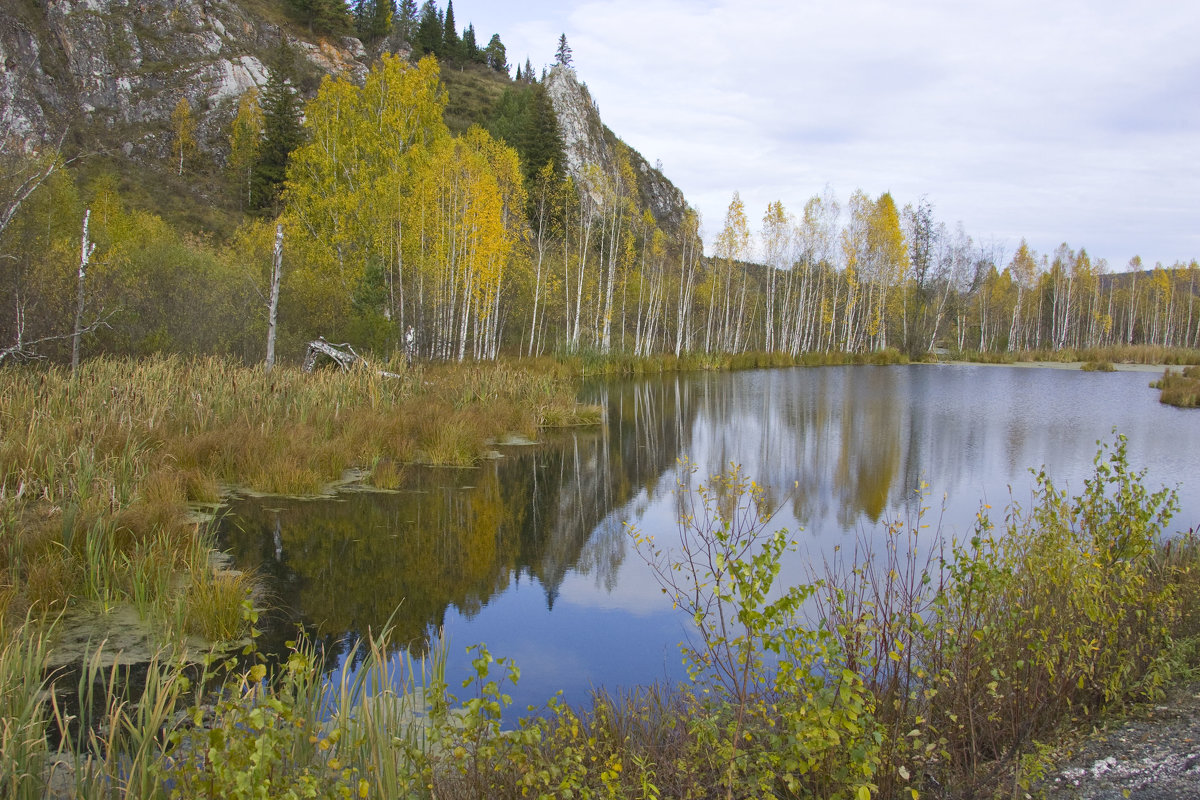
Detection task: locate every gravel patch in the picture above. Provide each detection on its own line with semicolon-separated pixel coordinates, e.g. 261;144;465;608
1040;686;1200;799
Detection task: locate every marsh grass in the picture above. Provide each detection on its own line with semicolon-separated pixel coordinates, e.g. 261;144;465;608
1081;359;1116;371
1152;365;1200;407
0;355;599;636
956;344;1200;366
0;621;55;800
550;347;908;377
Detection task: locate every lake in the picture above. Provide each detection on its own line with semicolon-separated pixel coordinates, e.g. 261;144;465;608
219;364;1200;717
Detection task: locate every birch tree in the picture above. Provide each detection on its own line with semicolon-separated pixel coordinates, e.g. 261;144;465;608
171;98;197;177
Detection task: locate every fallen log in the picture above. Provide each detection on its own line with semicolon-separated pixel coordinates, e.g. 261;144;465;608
302;338;403;379
302;338;366;372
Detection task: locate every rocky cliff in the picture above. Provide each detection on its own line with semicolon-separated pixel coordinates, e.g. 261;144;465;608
0;0;366;162
544;64;689;235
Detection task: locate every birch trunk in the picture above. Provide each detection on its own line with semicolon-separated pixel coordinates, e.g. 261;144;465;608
265;222;283;372
72;209;97;373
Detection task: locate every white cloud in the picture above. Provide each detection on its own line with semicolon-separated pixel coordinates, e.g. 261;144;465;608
454;0;1200;265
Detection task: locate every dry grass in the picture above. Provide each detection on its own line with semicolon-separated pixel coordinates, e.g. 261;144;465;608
0;355;600;638
1153;365;1200;408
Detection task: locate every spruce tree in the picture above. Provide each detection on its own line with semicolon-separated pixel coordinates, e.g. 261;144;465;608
415;1;442;56
394;0;418;43
554;33;572;68
521;83;564;186
353;0;393;41
286;0;352;35
462;23;478;61
250;43;304;213
524;57;535;83
442;0;460;58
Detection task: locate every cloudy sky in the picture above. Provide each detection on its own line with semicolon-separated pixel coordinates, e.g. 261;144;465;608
451;0;1199;268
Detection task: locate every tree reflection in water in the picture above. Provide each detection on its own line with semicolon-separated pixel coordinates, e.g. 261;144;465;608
220;366;1200;704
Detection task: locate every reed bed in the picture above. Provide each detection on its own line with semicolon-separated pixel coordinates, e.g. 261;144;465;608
1152;365;1200;408
954;344;1200;366
0;355;599;636
547;347;909;377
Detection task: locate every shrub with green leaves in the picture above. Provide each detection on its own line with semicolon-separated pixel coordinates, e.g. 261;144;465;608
631;463;881;800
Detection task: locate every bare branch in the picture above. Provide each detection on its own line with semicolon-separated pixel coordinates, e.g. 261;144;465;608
0;294;113;366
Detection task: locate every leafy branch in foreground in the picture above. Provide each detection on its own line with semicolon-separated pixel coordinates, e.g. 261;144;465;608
629;462;880;800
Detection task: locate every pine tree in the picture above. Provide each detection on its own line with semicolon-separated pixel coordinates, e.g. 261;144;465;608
442;0;459;58
251;43;304;213
353;0;394;41
484;33;507;73
520;83;564;187
415;1;442;56
554;33;572;68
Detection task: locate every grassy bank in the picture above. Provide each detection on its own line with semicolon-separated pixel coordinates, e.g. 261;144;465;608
5;434;1199;799
951;344;1200;366
544;346;911;377
0;355;600;636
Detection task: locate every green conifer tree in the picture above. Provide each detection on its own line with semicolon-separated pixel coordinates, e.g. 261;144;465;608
554;33;573;68
250;43;304;213
354;0;394;41
442;0;460;58
462;23;478;61
484;33;507;73
286;0;352;35
415;1;442;56
521;83;564;186
394;0;418;42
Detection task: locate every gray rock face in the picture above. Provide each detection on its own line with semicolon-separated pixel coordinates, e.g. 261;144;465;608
0;0;366;160
544;65;689;235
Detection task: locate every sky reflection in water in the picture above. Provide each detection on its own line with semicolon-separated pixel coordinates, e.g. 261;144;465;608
221;365;1200;718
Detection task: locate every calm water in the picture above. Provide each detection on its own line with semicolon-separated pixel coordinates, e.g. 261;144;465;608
220;365;1200;716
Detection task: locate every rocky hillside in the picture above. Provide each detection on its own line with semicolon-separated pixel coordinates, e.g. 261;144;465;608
1;0;365;162
1;0;690;235
545;64;689;234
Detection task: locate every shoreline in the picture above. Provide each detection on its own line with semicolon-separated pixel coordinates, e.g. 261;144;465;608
937;359;1168;373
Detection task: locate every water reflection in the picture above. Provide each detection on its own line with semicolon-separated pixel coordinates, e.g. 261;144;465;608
220;365;1200;710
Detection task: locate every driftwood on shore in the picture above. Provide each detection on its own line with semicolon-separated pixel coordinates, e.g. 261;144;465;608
302;338;403;378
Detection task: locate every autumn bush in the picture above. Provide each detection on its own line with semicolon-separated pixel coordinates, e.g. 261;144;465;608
817;434;1197;797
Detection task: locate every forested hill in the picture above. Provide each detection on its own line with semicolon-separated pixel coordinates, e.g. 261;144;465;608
3;2;1196;367
0;0;687;239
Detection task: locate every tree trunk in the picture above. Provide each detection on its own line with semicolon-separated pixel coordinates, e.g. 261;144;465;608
72;209;96;373
265;222;283;372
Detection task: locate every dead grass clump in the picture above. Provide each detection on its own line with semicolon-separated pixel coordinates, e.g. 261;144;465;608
368;458;406;490
1152;367;1200;408
22;549;78;617
182;568;253;641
